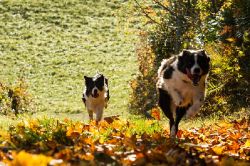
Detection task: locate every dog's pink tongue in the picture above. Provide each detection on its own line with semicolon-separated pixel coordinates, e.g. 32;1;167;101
93;93;99;98
186;69;200;86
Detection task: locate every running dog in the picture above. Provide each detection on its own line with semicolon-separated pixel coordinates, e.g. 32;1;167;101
82;73;109;121
157;49;210;137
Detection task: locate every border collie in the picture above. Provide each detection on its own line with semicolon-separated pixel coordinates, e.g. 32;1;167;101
157;49;210;137
82;73;109;121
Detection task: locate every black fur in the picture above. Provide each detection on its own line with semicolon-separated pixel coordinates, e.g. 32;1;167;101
105;78;110;101
163;67;174;79
82;97;86;105
158;88;175;131
177;50;195;74
175;105;191;133
197;54;210;75
158;88;191;135
84;76;94;97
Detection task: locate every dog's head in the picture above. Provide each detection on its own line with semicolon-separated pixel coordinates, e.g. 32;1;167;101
177;49;210;86
84;73;108;98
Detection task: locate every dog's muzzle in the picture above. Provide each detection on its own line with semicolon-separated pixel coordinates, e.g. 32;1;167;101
92;89;99;98
186;68;201;86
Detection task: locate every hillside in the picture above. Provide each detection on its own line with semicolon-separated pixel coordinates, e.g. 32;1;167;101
0;0;138;121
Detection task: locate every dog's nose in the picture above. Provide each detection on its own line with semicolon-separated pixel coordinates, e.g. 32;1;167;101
194;68;201;74
94;89;98;94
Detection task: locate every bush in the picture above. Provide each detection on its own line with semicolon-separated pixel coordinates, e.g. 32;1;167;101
0;79;34;115
129;32;158;115
202;42;247;116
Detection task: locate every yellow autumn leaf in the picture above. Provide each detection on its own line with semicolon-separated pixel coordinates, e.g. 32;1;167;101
244;139;250;147
217;122;233;128
66;126;74;137
130;80;137;89
11;151;52;166
226;38;236;42
81;153;94;161
99;136;105;144
74;122;83;133
212;145;225;155
125;131;131;138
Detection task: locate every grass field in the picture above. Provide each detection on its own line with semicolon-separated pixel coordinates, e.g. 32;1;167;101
0;0;138;122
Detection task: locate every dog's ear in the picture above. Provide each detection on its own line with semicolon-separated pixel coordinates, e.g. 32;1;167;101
200;49;210;62
178;49;190;62
182;49;191;57
84;76;90;80
177;49;191;74
84;76;92;84
96;74;104;82
207;56;210;62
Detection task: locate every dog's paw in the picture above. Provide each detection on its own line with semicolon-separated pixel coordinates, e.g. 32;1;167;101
186;104;201;118
170;126;176;138
186;109;197;118
186;112;195;118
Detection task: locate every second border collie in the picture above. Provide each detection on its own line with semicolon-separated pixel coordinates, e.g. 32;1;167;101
82;73;109;121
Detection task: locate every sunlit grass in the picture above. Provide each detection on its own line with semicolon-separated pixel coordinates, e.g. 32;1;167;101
0;0;138;121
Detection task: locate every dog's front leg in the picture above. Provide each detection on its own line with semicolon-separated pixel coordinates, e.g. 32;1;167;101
169;88;184;106
96;108;103;122
186;92;204;118
87;110;93;120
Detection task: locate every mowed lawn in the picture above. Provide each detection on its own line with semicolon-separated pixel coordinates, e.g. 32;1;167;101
0;0;138;122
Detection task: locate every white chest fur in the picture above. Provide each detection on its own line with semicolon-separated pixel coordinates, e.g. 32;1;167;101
158;61;206;108
85;90;106;113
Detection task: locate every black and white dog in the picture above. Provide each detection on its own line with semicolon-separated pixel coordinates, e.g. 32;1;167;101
157;49;210;137
82;73;110;121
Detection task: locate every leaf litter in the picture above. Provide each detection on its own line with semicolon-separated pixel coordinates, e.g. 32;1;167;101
0;117;249;165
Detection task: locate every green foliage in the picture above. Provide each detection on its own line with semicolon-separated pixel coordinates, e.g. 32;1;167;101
203;43;245;115
130;0;250;116
0;80;34;115
9;118;72;149
127;117;162;135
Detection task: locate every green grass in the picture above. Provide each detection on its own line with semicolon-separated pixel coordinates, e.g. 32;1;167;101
0;0;138;121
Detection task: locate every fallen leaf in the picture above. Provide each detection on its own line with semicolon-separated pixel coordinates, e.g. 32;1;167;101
11;151;52;166
244;139;250;148
151;108;161;120
212;144;225;155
